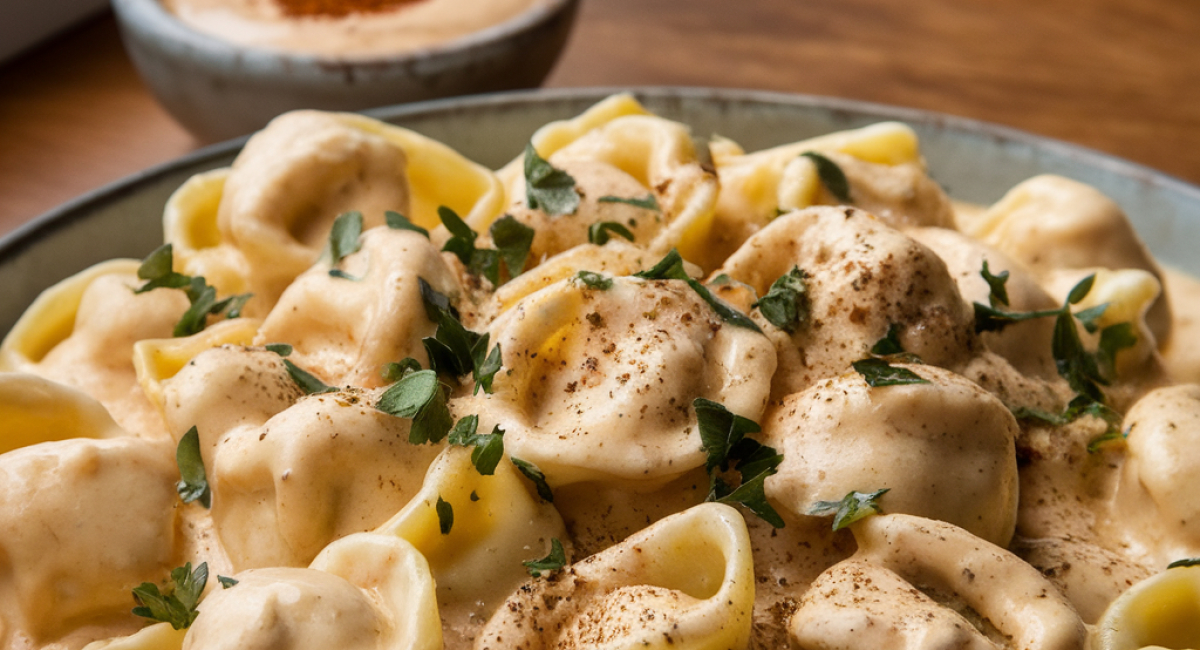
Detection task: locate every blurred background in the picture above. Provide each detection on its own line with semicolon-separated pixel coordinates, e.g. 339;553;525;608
1;0;1197;236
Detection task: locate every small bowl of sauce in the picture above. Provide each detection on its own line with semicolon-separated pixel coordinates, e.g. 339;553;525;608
112;0;578;141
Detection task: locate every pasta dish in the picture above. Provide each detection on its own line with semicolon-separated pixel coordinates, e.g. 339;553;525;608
1;94;1198;650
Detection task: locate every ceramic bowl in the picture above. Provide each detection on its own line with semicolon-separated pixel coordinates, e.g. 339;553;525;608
2;87;1198;334
110;0;579;141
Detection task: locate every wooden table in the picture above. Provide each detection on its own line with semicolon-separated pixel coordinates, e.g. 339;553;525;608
2;0;1198;237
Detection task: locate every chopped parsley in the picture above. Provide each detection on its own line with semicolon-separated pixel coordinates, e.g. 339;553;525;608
753;266;810;333
376;369;453;444
327;211;363;268
418;278;503;394
808;488;889;531
1167;557;1200;569
385;210;430;238
135;244;252;337
800;151;851;203
597;194;660;211
174;426;210;509
266;344;338;395
588;221;636;246
635;250;762;333
217;575;238;589
382;357;423;383
981;260;1010;307
448;415;506;476
438;207;534;286
852;358;930;386
574;270;614;291
523;538;567;577
436;496;453;535
131;562;207;630
695;398;785;528
524;143;579;216
511;457;554;502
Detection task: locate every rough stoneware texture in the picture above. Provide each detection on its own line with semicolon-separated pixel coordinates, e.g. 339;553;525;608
1;88;1198;337
111;0;579;140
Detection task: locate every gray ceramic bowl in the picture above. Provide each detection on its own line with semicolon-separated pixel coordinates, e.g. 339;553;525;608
110;0;579;141
3;87;1199;335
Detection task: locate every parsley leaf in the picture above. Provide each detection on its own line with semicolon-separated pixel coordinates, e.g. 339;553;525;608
870;323;906;356
1168;557;1200;569
524;143;579;216
175;426;210;508
708;437;785;528
418;278;502;394
385;210;430;238
266;345;338;395
598;194;660;211
695;398;784;527
1074;303;1110;334
327;211;363;267
439;206;479;267
753;266;810;334
135;245;251;337
981;260;1010;307
800;151;851;203
448;415;506;475
694;397;762;473
511;457;554;502
523;538;567;577
1096;322;1138;379
574;270;613;290
135;244;192;293
439;207;532;286
852;358;929;386
131;562;208;630
807;488;889;531
436;496;453;535
217;575;238;589
635;250;762;333
588;221;636;246
490;215;536;279
376;369;453;444
383;357;424;384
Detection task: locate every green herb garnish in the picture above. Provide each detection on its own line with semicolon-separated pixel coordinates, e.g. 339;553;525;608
385;210;430;238
382;357;423;383
327;211;363;267
524;143;579;216
981;260;1010;307
135;244;251;337
266;344;338;395
438;207;534;286
1168;557;1200;569
753;266;809;333
635;250;761;333
418;278;503;394
597;194;660;211
448;415;506;476
852;357;929;386
694;397;761;473
511;457;554;502
695;398;785;527
436;496;453;535
807;489;889;531
376;369;453;444
175;426;210;509
217;575;238;589
574;270;614;290
523;538;567;577
588;221;636;246
131;562;207;630
800;151;851;203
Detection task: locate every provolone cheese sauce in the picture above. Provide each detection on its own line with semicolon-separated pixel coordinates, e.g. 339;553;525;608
1;94;1199;650
160;0;549;58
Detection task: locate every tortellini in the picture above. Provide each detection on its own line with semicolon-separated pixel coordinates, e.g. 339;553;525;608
3;95;1200;649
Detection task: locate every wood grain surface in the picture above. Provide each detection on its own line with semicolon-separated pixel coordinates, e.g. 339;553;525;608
1;0;1197;236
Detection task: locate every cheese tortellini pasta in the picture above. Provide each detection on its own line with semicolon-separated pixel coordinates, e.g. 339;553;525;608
3;94;1200;650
